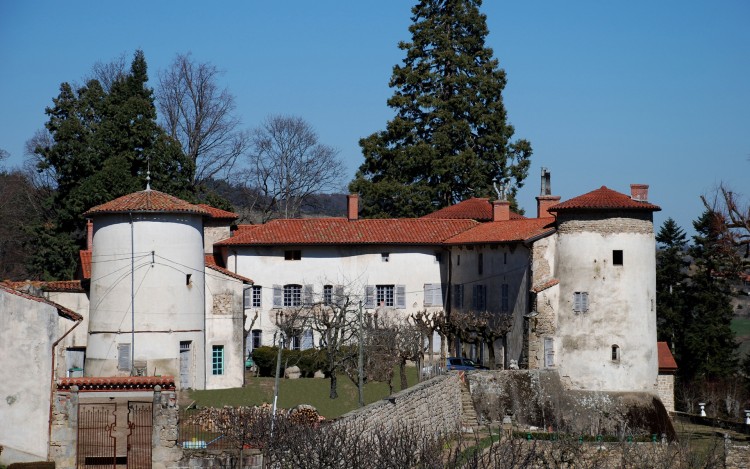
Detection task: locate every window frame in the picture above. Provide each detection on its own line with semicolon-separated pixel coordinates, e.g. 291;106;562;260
251;330;262;350
323;285;333;305
573;291;589;313
613;250;623;266
376;285;395;307
283;284;302;307
212;345;224;375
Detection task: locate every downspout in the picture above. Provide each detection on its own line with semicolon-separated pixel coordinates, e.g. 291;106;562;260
48;315;83;459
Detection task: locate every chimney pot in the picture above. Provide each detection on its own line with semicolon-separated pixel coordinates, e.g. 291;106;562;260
630;184;649;202
493;200;510;222
347;194;359;221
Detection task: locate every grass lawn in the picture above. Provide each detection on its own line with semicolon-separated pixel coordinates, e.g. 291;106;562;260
731;317;750;359
188;368;420;419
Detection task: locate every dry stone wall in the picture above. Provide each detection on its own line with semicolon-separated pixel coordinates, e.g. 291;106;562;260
556;212;653;235
335;373;463;436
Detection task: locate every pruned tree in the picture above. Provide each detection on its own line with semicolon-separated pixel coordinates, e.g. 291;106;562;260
444;309;513;369
411;309;445;375
308;290;359;399
242;115;344;221
350;0;531;218
157;53;250;187
393;319;424;391
362;312;400;394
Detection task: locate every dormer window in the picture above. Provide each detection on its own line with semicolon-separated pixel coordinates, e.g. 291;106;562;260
284;250;301;260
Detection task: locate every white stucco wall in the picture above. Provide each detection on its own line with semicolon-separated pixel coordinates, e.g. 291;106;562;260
450;244;530;366
554;214;657;392
0;289;74;464
205;270;245;389
45;291;89;377
86;212;206;387
228;244;448;352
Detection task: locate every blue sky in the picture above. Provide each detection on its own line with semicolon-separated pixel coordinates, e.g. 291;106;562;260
1;1;748;235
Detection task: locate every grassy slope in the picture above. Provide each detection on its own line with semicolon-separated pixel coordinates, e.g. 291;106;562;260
188;368;419;419
731;317;750;359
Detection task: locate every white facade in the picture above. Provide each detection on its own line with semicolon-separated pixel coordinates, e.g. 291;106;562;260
0;287;81;465
204;267;246;389
86;212;206;386
226;244;448;354
550;212;658;392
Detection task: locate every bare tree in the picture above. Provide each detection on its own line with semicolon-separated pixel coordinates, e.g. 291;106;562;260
444;309;514;369
701;183;750;270
309;290;359;399
87;53;128;92
243;115;344;221
157;53;249;186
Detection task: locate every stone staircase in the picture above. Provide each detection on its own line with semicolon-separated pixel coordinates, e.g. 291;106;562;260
459;378;480;433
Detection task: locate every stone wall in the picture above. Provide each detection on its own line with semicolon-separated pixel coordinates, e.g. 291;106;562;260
656;374;674;412
335;373;463;436
556;212;653;235
725;441;750;469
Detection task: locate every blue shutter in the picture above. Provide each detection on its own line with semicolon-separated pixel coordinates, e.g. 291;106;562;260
273;285;282;308
396;285;406;309
365;285;375;308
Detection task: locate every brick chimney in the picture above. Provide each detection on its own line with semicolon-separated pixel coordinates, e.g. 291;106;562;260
630;184;649;202
86;219;94;250
536;195;561;219
347;194;359;221
492;200;510;221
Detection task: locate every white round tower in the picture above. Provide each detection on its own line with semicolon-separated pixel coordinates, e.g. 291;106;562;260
83;190;207;387
549;185;660;392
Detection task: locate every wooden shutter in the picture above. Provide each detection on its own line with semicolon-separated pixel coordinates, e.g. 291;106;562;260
424;284;434;306
396;285;406;309
544;338;554;367
582;292;589;312
364;285;375;308
501;284;509;312
273;285;282;308
304;284;314;305
334;285;344;306
243;288;251;309
117;343;131;371
453;284;463;308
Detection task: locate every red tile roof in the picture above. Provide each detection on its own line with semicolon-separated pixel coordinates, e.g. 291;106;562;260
0;283;83;321
549;186;661;212
216;218;480;246
205;254;253;284
444;218;556;245
57;375;176;392
83;190;208;216
43;280;85;293
197;204;239;220
79;250;92;280
657;342;678;372
531;278;560;293
423;198;525;221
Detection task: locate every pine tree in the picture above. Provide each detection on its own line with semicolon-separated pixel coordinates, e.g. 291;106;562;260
28;50;195;280
350;0;531;218
678;211;738;380
655;218;688;349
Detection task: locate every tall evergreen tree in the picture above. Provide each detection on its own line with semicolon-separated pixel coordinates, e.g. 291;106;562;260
350;0;531;218
678;211;738;381
28;50;194;280
655;218;688;348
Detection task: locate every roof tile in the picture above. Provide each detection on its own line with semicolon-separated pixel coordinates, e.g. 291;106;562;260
423;198;525;221
216;218;479;246
84;190;208;216
444;218;556;245
550;186;661;212
57;375;176;392
657;342;678;372
197;204;239;220
205;254;253;284
80;250;92;280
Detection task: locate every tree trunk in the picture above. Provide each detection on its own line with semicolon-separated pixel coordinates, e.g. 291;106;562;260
329;368;338;399
487;339;496;369
399;359;408;391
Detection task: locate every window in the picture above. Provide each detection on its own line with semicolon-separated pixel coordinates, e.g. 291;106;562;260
381;252;390;262
117;343;131;371
244;285;262;308
453;284;464;308
323;285;333;305
290;331;301;351
423;283;444;307
478;253;484;275
504;252;507;265
251;330;262;349
573;291;589;313
544;338;555;367
364;284;405;308
284;250;301;260
611;345;620;361
472;284;486;310
212;345;224;375
302;329;314;350
457;254;461;266
501;283;509;312
283;284;302;307
434;252;443;263
613;250;623;266
377;285;394;306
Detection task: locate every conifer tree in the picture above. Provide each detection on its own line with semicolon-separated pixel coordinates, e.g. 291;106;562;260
350;0;531;218
655;218;688;348
28;50;194;280
678;211;738;380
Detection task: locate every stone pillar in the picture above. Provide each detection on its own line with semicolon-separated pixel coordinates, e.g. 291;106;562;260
49;386;78;469
151;385;182;469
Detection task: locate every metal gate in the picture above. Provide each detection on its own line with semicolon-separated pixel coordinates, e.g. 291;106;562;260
77;402;152;469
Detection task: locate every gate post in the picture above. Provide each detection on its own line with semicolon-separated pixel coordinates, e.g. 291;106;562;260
151;384;182;469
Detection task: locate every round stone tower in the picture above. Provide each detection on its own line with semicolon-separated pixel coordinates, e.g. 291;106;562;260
549;184;661;392
83;189;208;387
